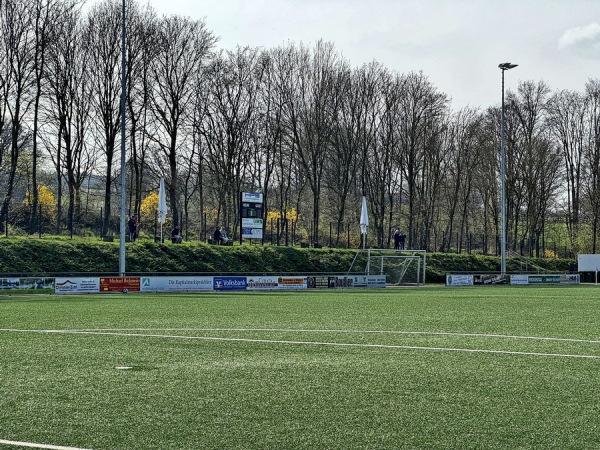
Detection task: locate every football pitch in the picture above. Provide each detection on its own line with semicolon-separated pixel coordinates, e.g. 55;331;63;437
1;286;600;449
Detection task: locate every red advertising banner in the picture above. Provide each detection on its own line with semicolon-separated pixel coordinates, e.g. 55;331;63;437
100;277;141;293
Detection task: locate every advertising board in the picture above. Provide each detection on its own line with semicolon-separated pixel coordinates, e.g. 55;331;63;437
246;276;279;290
366;275;387;288
0;277;54;292
512;274;580;285
277;276;307;290
306;276;329;289
242;228;263;239
214;276;247;291
510;275;529;285
100;277;140;293
446;275;474;286
242;218;263;228
140;276;213;292
55;277;100;294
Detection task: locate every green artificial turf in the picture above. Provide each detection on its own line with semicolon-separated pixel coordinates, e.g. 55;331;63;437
1;286;600;449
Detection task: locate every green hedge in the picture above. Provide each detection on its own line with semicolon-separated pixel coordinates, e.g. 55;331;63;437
0;238;575;283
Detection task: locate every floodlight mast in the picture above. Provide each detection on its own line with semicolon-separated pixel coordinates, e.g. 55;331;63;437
498;62;517;275
119;0;126;276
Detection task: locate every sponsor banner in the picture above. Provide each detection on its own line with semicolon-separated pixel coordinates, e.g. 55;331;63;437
307;276;329;289
367;275;387;288
526;275;561;284
473;274;509;285
1;277;55;291
55;277;100;294
242;228;263;239
446;275;474;286
99;277;140;293
247;276;279;290
351;276;369;288
560;274;580;284
306;275;386;288
214;276;247;291
277;276;307;290
241;192;264;203
242;218;263;229
326;276;354;288
140;276;213;292
510;275;529;285
511;274;580;285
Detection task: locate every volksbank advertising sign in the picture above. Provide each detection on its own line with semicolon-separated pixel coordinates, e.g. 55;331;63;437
214;276;247;291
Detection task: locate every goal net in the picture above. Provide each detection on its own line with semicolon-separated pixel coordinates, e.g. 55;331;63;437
347;248;427;286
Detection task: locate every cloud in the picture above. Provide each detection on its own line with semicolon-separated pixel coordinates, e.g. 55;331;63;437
558;23;600;55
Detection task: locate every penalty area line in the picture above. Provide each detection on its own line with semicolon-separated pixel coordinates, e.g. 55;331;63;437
2;328;600;360
0;439;92;450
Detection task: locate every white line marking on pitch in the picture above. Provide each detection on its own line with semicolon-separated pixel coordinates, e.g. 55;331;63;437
67;327;600;345
1;328;600;360
0;439;92;450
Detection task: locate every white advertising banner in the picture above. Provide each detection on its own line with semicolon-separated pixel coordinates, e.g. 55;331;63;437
241;192;264;203
55;277;100;294
366;275;387;288
510;275;529;285
446;275;474;286
246;276;279;290
242;218;263;229
242;228;263;239
140;276;213;292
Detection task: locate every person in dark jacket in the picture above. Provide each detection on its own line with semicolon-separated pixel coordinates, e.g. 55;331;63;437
213;227;223;244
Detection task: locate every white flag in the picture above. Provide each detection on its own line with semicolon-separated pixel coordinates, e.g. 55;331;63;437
360;196;368;235
158;177;167;224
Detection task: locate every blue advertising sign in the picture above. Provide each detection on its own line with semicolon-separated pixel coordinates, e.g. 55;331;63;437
213;276;247;291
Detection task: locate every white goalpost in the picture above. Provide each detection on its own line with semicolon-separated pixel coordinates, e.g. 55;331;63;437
347;249;427;286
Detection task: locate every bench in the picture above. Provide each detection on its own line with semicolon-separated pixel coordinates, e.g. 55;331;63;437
207;239;233;246
102;235;131;242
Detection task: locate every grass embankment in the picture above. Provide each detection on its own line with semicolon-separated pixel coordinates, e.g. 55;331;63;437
0;237;574;282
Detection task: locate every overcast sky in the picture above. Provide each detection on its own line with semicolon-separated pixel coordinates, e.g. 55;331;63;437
133;0;599;110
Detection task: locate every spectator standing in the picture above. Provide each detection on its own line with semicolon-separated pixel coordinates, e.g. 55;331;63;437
399;231;406;250
128;215;138;242
393;229;401;250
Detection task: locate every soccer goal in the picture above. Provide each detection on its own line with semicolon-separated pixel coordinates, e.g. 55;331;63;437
347;248;427;286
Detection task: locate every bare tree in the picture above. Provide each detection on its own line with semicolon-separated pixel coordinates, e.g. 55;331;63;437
440;107;483;252
124;0;157;218
147;14;216;228
84;0;124;234
583;79;600;252
196;47;261;231
0;0;37;229
330;62;384;246
44;0;93;233
547;87;585;253
398;71;449;249
282;40;347;244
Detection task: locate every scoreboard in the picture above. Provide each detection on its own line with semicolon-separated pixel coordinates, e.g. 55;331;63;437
240;192;264;240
